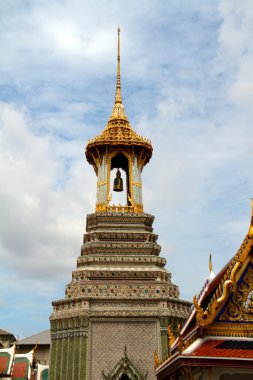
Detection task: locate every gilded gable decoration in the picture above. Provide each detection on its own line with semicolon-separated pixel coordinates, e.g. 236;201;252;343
193;202;253;328
156;202;253;380
218;263;253;322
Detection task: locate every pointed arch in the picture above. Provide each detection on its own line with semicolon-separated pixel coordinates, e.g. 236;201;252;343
102;347;148;380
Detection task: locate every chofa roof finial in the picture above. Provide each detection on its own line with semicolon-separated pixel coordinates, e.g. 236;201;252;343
248;199;253;238
209;253;215;280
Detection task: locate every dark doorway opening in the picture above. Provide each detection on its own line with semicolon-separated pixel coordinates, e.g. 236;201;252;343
121;375;129;380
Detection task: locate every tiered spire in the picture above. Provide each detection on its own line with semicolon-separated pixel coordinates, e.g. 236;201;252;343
115;26;122;104
86;29;152;175
109;27;128;121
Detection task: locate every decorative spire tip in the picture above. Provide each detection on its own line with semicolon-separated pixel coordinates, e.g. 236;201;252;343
114;26;122;105
209;253;215;280
209;254;213;273
248;199;253;238
108;28;128;121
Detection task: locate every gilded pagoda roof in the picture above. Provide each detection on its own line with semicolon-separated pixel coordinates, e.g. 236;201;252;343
86;28;152;168
86;120;152;152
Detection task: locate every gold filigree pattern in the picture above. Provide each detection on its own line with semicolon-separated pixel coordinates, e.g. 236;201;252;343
86;122;152;165
219;264;253;322
97;181;107;187
95;203;143;213
132;181;142;188
206;322;253;337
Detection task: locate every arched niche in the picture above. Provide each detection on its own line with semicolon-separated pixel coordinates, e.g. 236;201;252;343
110;152;131;206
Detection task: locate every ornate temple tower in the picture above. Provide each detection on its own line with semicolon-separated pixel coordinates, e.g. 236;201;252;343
50;29;191;380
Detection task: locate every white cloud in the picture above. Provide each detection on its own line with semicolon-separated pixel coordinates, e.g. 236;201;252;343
0;102;95;281
218;1;253;111
218;1;253;57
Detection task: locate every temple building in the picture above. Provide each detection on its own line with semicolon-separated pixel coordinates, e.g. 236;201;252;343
49;29;191;380
0;330;16;349
155;203;253;380
0;330;50;379
16;330;50;366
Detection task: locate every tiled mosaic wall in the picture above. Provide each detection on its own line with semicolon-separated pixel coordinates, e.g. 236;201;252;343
89;320;158;380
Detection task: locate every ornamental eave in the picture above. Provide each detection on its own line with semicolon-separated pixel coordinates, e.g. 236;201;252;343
85;124;153;169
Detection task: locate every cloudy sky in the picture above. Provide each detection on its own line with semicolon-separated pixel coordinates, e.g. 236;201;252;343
1;0;253;339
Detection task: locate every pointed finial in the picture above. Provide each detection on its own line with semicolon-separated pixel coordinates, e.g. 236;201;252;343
115;26;122;104
108;28;128;122
209;253;213;273
248;199;253;238
209;254;215;280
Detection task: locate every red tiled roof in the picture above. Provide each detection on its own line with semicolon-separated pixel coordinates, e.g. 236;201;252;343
12;360;29;379
191;339;253;359
0;355;9;373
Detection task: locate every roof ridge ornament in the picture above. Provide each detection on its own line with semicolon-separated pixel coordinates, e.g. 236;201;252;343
209;253;215;280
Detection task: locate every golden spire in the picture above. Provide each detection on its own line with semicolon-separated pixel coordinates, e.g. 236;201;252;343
248;199;253;238
115;26;122;104
109;27;128;122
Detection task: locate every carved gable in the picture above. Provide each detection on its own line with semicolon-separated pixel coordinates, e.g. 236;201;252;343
217;262;253;323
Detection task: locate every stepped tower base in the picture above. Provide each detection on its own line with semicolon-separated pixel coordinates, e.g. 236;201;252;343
50;213;191;380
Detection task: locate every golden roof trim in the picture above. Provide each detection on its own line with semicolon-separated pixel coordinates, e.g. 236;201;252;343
87;125;152;147
194;234;252;327
193;202;253;327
